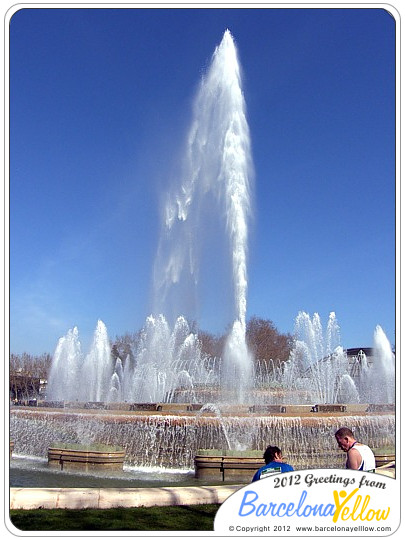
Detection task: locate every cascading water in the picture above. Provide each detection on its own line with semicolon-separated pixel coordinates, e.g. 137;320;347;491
10;408;395;470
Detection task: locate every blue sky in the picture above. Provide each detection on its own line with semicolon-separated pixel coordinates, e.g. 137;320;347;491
9;7;396;355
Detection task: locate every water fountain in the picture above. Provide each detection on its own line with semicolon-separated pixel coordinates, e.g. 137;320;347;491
45;310;394;409
46;320;113;403
279;312;393;405
358;325;395;404
152;28;254;405
10;309;395;478
10;30;395;480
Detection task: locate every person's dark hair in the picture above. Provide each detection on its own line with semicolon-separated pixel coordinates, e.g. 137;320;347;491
335;427;355;439
263;445;281;464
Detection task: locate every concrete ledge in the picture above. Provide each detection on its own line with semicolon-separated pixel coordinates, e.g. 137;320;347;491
10;485;242;510
195;455;264;482
375;462;395;478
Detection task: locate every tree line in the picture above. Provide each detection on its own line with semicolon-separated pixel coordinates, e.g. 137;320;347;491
10;352;52;378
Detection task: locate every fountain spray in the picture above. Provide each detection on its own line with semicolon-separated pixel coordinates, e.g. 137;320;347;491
153;29;254;402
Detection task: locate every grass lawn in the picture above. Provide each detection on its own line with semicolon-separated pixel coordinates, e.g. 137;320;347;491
9;504;220;531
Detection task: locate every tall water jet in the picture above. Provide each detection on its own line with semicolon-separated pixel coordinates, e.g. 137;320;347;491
46;326;82;402
82;320;113;402
152;29;254;402
358;325;395;404
372;325;395;402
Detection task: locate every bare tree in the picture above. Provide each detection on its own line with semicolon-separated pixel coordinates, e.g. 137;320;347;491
198;330;224;359
246;316;292;366
10;352;52;378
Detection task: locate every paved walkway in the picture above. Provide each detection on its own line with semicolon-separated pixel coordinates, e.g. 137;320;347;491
10;485;242;510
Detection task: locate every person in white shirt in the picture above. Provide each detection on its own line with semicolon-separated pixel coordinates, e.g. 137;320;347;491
335;426;376;471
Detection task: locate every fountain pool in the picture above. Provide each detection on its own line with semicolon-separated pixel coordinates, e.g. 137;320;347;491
10;404;394;472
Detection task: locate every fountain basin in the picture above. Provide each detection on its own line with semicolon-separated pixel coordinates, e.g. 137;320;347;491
195;449;396;482
11;406;394;470
374;448;395;468
195;450;264;482
375;455;395;467
194;450;348;481
48;443;125;472
13;400;394;415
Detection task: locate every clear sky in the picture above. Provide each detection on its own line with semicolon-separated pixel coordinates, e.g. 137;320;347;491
9;6;396;355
